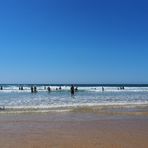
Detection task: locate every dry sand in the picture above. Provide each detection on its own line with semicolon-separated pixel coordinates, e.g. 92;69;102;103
0;111;148;148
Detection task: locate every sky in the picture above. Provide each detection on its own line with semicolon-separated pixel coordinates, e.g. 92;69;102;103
0;0;148;84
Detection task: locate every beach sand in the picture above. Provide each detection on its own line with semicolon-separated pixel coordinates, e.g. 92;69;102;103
0;110;148;148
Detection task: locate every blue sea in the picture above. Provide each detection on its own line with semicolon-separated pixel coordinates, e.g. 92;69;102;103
0;84;148;113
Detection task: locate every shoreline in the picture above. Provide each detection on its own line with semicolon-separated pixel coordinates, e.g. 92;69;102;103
1;103;148;115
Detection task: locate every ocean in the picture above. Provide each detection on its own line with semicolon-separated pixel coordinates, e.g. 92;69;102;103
0;84;148;113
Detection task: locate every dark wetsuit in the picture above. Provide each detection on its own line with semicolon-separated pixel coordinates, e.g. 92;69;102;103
71;85;75;95
31;87;34;93
48;87;51;92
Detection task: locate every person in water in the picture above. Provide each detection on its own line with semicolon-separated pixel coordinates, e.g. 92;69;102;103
0;86;3;90
34;86;37;93
47;87;51;92
31;86;34;93
71;85;75;95
75;87;78;92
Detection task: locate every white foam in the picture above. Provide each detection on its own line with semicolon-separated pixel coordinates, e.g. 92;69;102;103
1;86;148;92
0;85;148;112
3;101;148;112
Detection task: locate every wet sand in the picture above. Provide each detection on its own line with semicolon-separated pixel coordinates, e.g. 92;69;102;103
0;111;148;148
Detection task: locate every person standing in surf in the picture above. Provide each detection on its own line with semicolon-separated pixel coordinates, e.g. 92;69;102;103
71;85;75;95
47;86;51;92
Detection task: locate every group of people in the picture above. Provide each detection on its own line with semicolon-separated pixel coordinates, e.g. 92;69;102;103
19;87;24;90
30;85;78;95
31;86;37;93
71;85;79;95
118;86;125;90
0;85;80;96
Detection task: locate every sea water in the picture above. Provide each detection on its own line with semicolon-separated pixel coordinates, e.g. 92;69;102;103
0;84;148;112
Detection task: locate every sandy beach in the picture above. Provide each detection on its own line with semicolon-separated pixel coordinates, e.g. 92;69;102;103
0;109;148;148
1;0;148;147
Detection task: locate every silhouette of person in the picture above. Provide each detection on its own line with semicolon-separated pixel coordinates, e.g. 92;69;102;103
31;86;34;93
71;85;75;95
34;86;37;93
48;87;51;92
0;86;3;90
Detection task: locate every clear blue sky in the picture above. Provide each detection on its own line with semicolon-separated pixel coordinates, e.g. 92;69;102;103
0;0;148;84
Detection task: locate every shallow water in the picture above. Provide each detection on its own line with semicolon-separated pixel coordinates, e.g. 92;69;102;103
0;85;148;112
